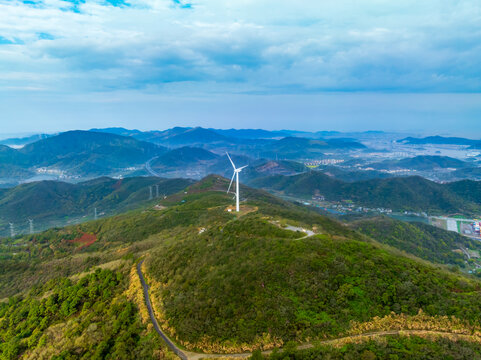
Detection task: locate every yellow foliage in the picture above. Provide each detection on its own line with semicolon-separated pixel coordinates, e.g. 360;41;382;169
348;310;481;338
124;264;151;326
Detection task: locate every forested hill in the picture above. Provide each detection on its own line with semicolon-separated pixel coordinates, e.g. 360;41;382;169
351;216;481;266
398;136;479;146
2;175;481;358
249;171;481;215
0;176;193;234
370;155;469;171
1;131;167;177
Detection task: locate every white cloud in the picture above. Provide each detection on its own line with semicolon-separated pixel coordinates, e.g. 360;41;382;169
0;0;479;95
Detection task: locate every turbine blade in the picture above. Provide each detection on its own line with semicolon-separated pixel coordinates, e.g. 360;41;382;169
227;172;235;193
226;152;236;170
237;165;248;171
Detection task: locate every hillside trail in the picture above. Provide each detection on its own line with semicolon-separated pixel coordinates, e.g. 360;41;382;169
137;260;480;360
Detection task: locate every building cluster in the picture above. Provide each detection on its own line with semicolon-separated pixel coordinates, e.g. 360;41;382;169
403;210;428;217
308;193;396;215
35;167;65;175
304;159;344;167
472;221;481;234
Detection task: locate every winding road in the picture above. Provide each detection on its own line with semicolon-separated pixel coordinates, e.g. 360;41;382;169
137;260;189;360
137;260;481;360
145;157;161;177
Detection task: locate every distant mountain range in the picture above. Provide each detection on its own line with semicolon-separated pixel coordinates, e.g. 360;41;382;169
0;128;369;182
152;146;218;168
137;127;234;147
0;133;54;147
250;171;481;215
0;130;167;179
20;130;165;168
88;127;349;141
148;147;309;180
258;137;365;159
89;127;368;155
399;136;481;148
2;128;481;189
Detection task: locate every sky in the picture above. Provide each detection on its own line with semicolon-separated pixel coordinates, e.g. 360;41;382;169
0;0;480;135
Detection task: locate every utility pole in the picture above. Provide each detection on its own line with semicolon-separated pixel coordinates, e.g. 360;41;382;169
149;186;153;200
155;184;159;198
28;219;34;234
9;223;15;238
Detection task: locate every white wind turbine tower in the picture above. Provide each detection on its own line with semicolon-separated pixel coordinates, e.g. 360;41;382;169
226;152;248;212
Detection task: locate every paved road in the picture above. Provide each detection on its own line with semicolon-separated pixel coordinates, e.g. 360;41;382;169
145;157;161;177
284;225;315;239
137;260;188;360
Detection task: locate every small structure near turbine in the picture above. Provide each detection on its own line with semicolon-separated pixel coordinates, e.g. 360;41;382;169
226;152;248;212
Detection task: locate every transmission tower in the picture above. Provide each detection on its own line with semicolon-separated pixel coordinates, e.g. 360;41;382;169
28;219;34;234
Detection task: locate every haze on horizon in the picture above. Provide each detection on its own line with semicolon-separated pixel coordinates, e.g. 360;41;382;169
0;0;480;135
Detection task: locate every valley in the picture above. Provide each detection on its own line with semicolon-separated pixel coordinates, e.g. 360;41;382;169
2;128;481;241
2;129;481;359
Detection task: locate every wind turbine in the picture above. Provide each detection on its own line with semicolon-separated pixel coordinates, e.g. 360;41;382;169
226;152;248;212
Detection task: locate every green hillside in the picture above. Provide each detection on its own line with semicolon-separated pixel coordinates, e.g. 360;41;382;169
0;164;33;179
146;211;481;350
2;175;481;358
370;155;469;171
398;136;477;146
151;146;218;169
135;127;232;146
319;166;393;182
161;127;230;146
0;176;193;235
250;172;481;215
20;130;166;173
0;145;29;166
452;167;481;180
0;131;169;179
0;264;170;360
208;158;306;181
260;137;365;159
351;216;481;267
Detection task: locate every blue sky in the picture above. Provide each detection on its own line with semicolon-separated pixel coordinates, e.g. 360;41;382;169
0;0;480;135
